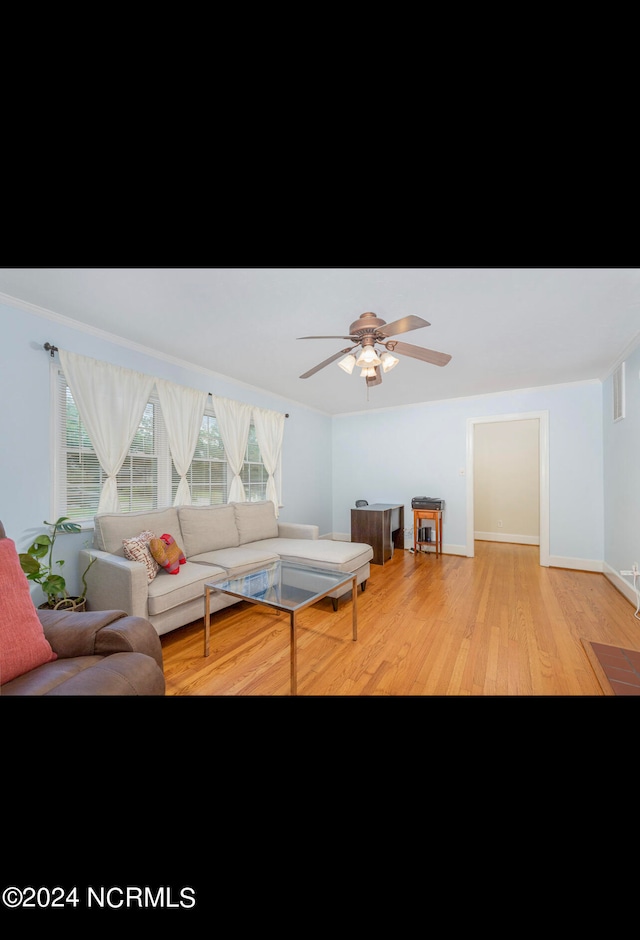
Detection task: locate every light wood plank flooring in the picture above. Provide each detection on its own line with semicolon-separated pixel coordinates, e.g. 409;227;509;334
160;541;640;695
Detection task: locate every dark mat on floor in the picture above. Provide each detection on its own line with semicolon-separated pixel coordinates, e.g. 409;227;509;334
581;639;640;695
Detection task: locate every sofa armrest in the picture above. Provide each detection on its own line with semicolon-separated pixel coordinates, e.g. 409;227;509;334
277;522;319;540
37;609;163;670
80;548;150;619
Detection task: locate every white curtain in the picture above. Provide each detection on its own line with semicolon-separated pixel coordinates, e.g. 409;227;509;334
155;379;208;506
210;395;252;502
252;406;285;517
59;350;154;514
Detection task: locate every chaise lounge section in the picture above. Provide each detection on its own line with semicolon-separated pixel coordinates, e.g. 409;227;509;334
80;501;373;636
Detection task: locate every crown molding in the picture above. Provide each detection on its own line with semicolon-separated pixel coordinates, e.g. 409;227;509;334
1;291;329;417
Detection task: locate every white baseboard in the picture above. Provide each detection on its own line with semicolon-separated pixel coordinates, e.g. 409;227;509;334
394;537;466;556
326;532;466;556
548;555;603;572
603;562;640;607
475;531;540;545
330;532;606;571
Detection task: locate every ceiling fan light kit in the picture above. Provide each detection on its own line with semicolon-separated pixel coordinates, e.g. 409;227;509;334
380;351;399;373
338;354;357;374
355;346;382;368
297;311;452;389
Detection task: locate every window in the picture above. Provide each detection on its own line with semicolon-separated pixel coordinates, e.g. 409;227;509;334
170;418;269;506
54;369;271;523
171;413;226;506
241;424;270;502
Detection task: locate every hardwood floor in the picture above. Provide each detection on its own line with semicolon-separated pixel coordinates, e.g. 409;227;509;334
160;541;640;695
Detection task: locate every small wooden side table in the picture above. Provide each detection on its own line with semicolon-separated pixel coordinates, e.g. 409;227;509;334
413;508;443;556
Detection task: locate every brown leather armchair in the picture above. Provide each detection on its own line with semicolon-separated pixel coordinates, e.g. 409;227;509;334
0;520;165;695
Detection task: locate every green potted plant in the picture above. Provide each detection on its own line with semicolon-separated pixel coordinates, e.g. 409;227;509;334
19;516;97;611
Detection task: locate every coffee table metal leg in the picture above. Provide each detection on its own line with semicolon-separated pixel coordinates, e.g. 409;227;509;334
204;586;210;657
351;575;358;640
290;611;297;695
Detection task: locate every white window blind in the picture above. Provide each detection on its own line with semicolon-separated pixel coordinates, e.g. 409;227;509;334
171;412;228;505
55;370;171;520
241;424;270;502
170;415;269;504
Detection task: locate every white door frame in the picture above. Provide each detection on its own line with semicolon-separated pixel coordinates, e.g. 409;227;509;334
465;411;549;566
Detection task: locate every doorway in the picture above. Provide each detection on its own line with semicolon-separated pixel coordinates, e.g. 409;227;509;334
465;411;549;566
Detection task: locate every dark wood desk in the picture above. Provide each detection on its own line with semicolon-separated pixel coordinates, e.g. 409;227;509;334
351;503;405;566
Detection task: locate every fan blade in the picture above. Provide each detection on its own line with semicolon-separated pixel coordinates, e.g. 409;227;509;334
297;335;358;340
378;315;430;337
366;366;382;387
391;340;452;366
299;347;355;379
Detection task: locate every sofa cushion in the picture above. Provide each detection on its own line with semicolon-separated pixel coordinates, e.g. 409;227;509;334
94;508;181;555
1;654;105;694
147;561;227;616
122;530;159;583
0;537;57;684
1;652;165;696
189;545;280;578
255;538;373;573
178;504;239;557
233;501;278;544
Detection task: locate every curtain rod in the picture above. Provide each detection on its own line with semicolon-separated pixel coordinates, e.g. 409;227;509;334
44;344;289;416
207;392;289;417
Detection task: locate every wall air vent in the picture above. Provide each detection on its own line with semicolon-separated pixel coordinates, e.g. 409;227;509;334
613;361;625;422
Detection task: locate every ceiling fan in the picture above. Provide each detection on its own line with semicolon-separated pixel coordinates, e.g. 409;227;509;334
298;312;452;387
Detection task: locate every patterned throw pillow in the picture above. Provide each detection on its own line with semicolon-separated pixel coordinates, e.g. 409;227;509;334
122;530;159;583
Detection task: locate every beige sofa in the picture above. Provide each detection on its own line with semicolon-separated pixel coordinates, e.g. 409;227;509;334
80;501;373;637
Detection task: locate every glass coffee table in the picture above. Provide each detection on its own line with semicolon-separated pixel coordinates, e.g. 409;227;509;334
204;560;358;695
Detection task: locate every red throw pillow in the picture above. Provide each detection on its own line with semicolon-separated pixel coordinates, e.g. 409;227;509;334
149;533;186;575
0;537;57;684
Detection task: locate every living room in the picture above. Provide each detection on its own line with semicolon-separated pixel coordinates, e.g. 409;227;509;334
2;268;640;695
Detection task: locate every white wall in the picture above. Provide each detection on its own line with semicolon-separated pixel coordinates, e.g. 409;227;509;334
331;381;604;568
0;303;334;598
603;341;640;604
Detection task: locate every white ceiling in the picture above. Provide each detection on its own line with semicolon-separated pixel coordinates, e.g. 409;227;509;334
2;267;640;416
